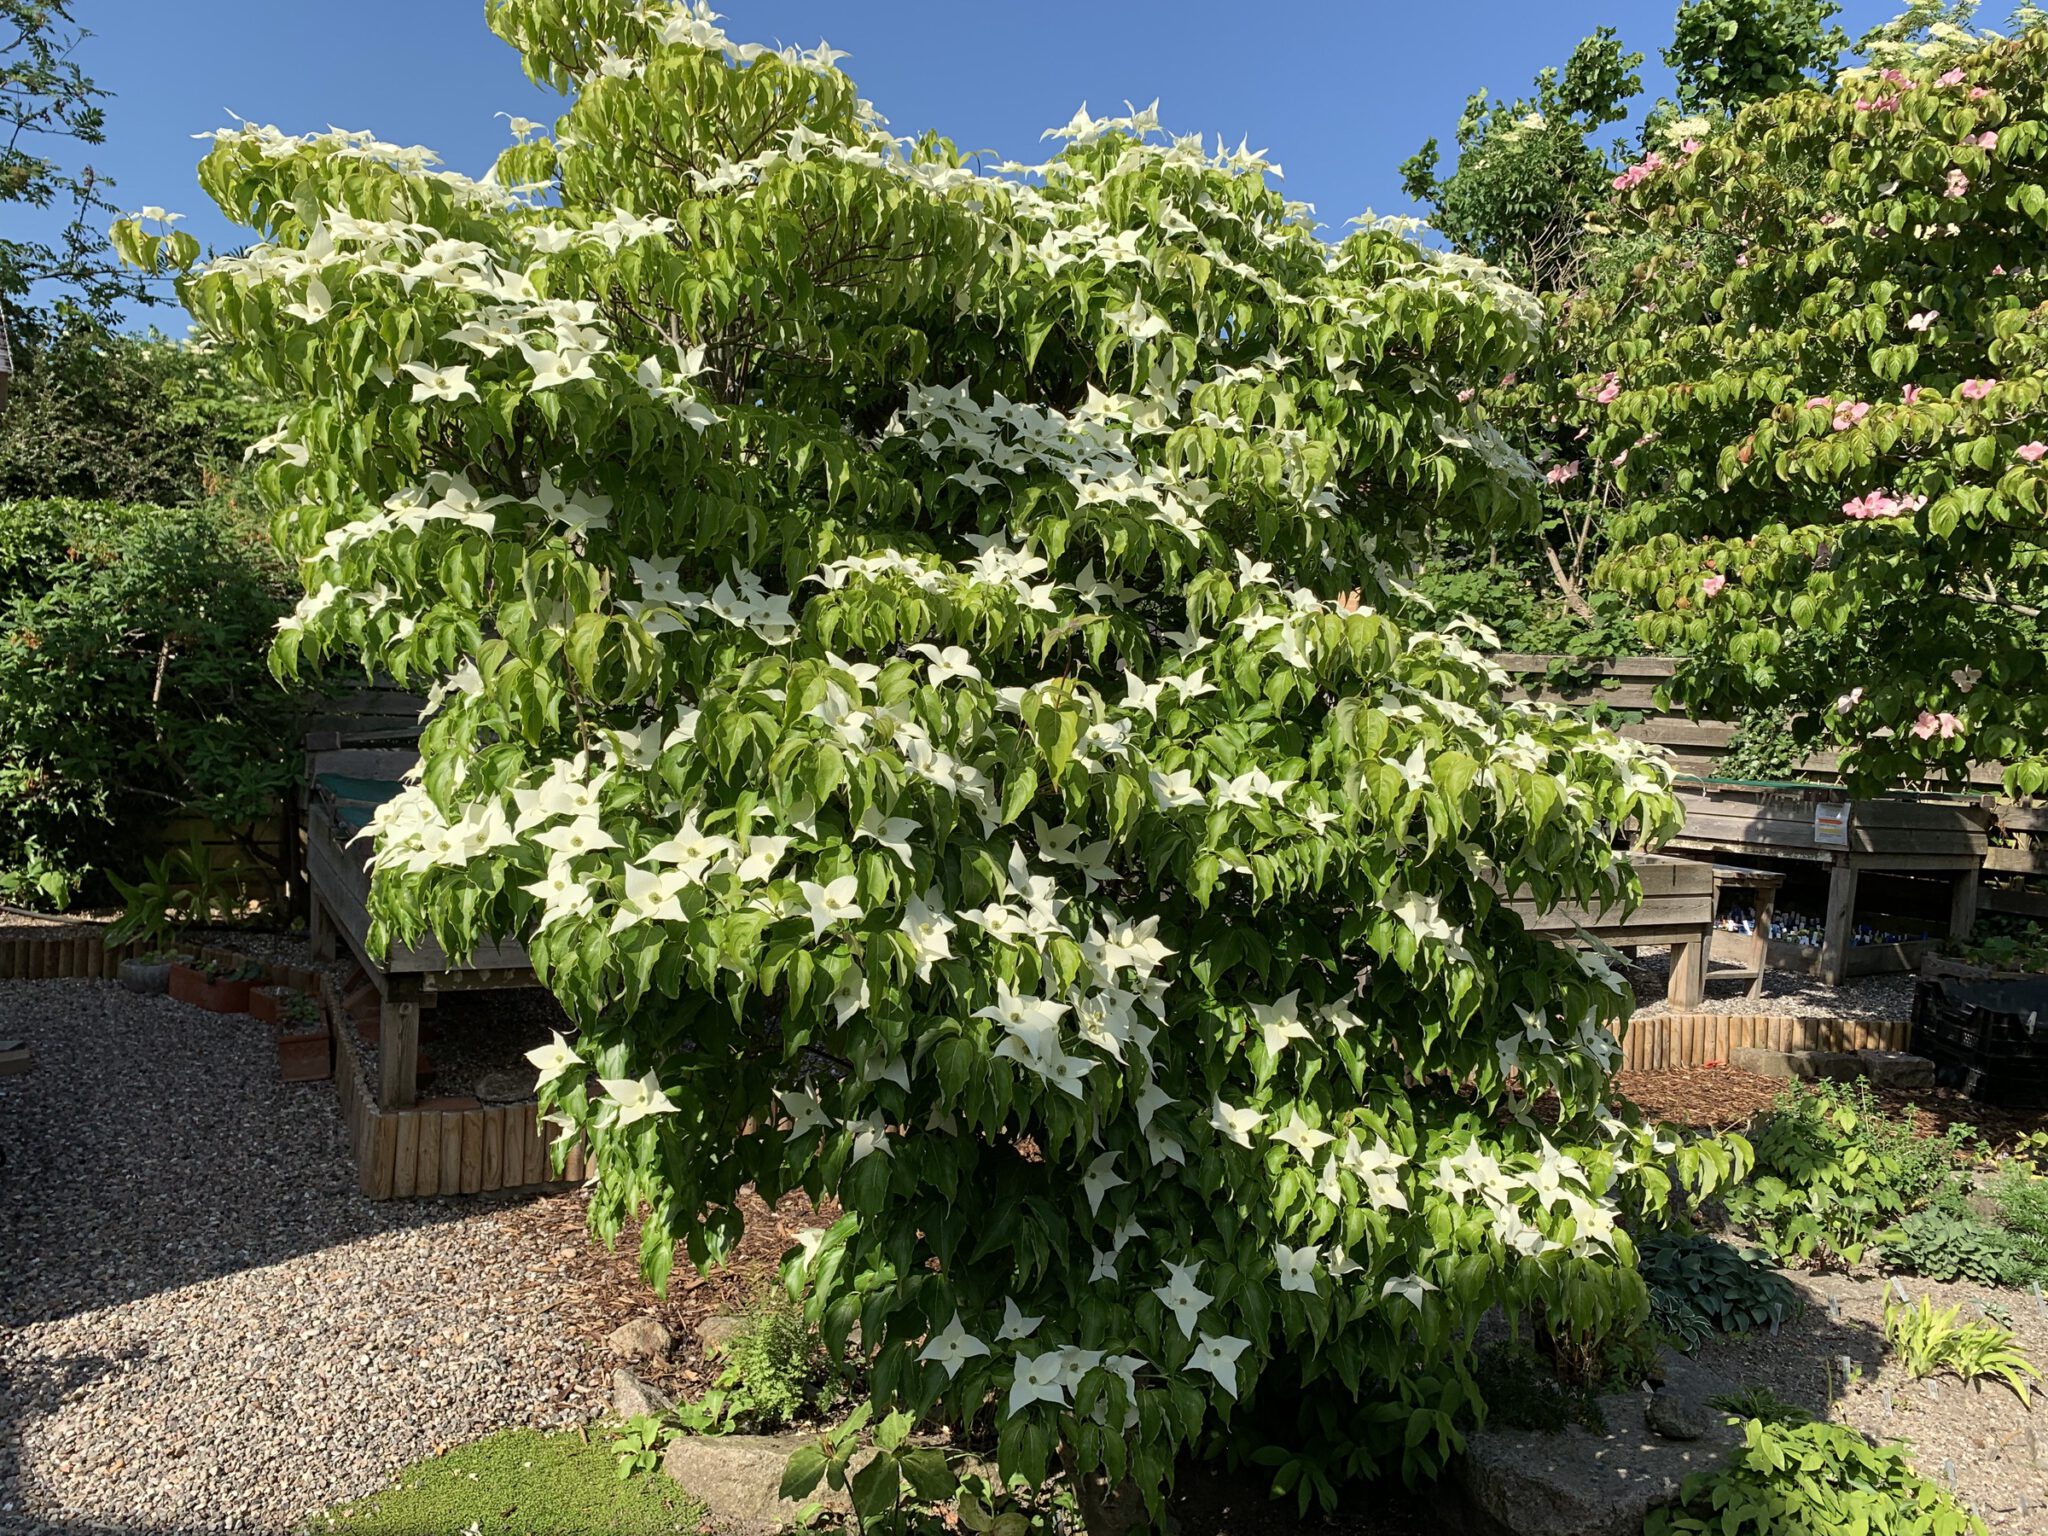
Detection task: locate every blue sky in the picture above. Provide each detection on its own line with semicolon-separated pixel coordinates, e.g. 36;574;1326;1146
38;1;1900;328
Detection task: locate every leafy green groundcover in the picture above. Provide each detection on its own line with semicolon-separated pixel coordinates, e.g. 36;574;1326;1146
312;1428;703;1535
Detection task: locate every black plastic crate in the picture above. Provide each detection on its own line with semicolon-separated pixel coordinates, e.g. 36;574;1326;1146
1911;977;2048;1107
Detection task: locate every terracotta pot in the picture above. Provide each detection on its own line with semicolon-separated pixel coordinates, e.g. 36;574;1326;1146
278;1027;332;1082
249;985;293;1027
118;957;174;995
168;964;254;1015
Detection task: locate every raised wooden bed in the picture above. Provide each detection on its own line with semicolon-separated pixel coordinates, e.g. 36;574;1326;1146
1662;780;1988;985
327;972;582;1200
303;743;537;1113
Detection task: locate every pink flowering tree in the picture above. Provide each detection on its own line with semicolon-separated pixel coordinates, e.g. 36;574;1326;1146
1585;22;2048;793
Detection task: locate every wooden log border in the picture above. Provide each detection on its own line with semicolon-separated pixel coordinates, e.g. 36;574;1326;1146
328;972;582;1202
1618;1012;1912;1072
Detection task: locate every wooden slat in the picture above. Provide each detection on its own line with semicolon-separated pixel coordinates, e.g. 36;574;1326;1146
439;1116;463;1197
392;1114;420;1200
417;1111;442;1196
482;1110;504;1192
460;1110;484;1195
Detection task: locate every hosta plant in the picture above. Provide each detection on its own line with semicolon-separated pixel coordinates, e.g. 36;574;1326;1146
122;0;1746;1520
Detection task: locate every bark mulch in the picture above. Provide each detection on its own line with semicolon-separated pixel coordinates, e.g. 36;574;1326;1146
1617;1064;2048;1150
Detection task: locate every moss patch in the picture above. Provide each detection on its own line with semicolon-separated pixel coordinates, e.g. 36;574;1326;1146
312;1427;703;1535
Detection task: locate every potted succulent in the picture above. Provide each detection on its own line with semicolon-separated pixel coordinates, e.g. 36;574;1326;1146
167;956;266;1014
275;990;331;1082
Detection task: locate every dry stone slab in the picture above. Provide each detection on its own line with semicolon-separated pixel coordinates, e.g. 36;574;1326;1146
612;1366;674;1420
1727;1046;1862;1082
1856;1049;1935;1090
1457;1352;1740;1536
608;1315;675;1362
662;1431;863;1535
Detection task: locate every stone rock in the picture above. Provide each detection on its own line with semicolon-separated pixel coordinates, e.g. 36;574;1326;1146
1728;1047;1861;1082
1644;1391;1712;1442
1457;1351;1740;1536
608;1315;675;1363
1857;1050;1935;1091
475;1067;535;1104
697;1313;751;1356
662;1432;864;1535
611;1367;673;1421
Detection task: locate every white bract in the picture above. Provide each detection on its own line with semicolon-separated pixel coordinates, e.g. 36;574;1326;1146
132;0;1739;1517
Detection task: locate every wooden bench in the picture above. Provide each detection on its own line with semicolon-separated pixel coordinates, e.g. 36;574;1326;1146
1503;853;1717;1007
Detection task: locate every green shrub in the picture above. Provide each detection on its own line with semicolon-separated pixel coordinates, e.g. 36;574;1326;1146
1640;1233;1803;1346
708;1288;850;1431
1646;1417;1985;1536
1725;1083;1973;1269
0;499;294;906
1877;1206;2043;1289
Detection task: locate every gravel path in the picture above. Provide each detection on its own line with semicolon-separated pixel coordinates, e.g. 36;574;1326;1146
1627;943;1918;1020
0;979;607;1535
1700;1267;2048;1533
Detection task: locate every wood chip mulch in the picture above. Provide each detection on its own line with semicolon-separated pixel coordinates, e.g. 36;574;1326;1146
1616;1064;2048;1151
487;1186;835;1400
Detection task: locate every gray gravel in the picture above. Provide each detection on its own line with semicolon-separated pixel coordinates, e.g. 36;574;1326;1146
0;979;604;1535
1627;944;1918;1021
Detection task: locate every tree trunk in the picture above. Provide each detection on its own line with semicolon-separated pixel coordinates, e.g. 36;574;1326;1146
1542;541;1595;621
0;305;14;413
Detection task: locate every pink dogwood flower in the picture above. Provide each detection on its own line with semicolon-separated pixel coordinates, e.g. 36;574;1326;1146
1937;68;1967;87
1970;86;1991;100
1959;378;1997;400
1835;687;1864;715
1974;131;1998;149
1544;461;1581;486
1832;401;1870;431
1944;168;1970;199
1902;385;1924;404
1805;395;1834;411
2019;442;2048;463
1701;573;1727;599
1910;710;1963;741
1595;372;1621;404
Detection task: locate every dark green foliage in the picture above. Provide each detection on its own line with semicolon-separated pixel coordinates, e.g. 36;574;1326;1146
1878;1205;2044;1287
1640;1234;1803;1345
1666;0;1849;115
0;500;293;906
1724;1082;1974;1268
1647;1418;1986;1536
1716;704;1807;783
0;327;276;506
1471;1344;1608;1433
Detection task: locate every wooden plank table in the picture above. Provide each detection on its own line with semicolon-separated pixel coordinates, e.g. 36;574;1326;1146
1664;780;1987;986
303;746;536;1110
1503;853;1717;1007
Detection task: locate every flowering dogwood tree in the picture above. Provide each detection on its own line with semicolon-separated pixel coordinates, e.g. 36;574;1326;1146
121;0;1738;1519
1583;22;2048;794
